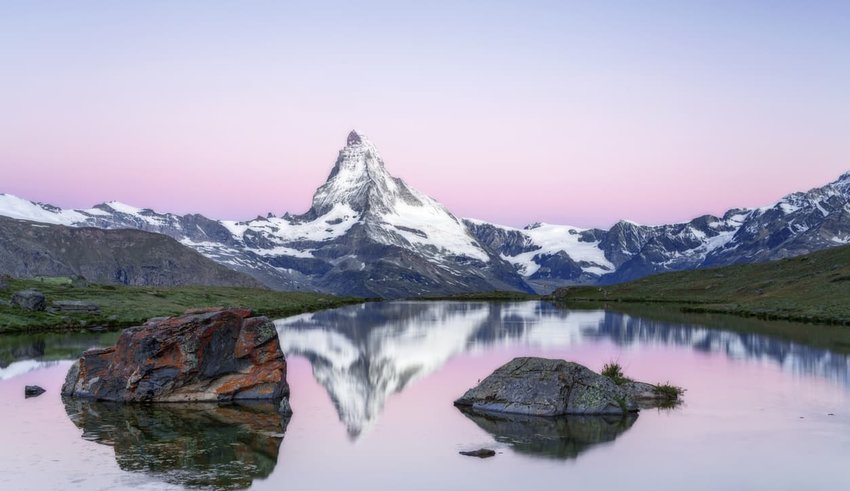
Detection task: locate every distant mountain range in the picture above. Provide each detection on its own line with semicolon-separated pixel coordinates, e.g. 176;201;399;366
1;131;848;297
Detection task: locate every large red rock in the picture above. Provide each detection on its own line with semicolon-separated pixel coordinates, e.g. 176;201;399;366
62;308;290;410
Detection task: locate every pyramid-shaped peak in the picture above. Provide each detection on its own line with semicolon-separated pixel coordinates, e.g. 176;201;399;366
347;130;363;145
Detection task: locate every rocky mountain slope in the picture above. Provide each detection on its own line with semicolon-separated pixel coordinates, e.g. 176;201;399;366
1;131;848;295
0;216;262;288
468;172;850;289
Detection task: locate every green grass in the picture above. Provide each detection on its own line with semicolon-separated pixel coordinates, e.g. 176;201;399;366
653;382;685;404
601;361;630;386
551;244;850;326
0;277;364;333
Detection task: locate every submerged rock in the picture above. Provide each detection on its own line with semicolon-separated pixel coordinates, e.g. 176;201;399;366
11;289;46;311
620;380;682;408
459;448;496;458
61;307;290;408
454;357;638;416
25;385;46;398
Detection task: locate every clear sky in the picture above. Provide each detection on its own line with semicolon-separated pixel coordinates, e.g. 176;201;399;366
1;1;849;227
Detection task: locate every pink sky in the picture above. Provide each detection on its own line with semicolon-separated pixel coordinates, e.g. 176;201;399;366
1;2;849;228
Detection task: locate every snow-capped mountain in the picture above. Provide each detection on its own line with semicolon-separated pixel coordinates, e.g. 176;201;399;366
469;172;850;288
1;131;849;295
0;132;530;297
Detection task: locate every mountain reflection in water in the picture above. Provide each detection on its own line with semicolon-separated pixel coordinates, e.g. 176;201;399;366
458;407;638;460
63;399;289;490
275;301;850;436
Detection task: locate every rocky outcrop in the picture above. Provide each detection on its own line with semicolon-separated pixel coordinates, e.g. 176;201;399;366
62;308;290;410
454;357;639;416
11;289;46;311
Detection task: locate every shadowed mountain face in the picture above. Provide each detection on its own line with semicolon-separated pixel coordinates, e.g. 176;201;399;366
458;407;638;460
62;399;289;490
274;301;850;437
0;216;262;288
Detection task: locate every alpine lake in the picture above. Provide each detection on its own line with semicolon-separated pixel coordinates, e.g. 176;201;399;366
1;301;849;491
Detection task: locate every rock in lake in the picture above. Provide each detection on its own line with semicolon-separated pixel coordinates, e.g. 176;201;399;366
454;357;638;416
25;385;46;398
620;380;682;408
459;448;496;458
61;307;291;410
11;289;46;311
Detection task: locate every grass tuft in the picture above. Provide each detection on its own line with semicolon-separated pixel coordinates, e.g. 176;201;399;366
653;382;685;407
601;361;630;386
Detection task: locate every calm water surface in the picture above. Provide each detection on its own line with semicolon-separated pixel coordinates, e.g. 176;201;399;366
1;301;849;490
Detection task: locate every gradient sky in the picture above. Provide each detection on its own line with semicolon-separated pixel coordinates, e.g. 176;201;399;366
1;1;849;227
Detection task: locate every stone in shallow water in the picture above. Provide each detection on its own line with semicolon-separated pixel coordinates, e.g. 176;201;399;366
61;307;290;407
24;385;46;398
454;357;638;416
459;448;496;458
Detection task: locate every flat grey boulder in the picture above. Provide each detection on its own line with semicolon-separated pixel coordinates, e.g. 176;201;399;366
454;357;638;416
50;300;100;313
11;289;46;311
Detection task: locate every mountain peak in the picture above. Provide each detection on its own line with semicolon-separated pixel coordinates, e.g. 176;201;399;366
305;131;397;218
347;130;363;145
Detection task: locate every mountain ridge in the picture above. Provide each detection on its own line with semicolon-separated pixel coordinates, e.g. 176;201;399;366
1;131;848;297
0;215;262;288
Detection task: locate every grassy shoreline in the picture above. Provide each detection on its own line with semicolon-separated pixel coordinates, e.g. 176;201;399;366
565;302;850;355
0;278;365;334
550;244;850;327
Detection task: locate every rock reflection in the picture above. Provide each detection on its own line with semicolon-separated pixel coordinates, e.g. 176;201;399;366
63;398;289;490
458;407;637;460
